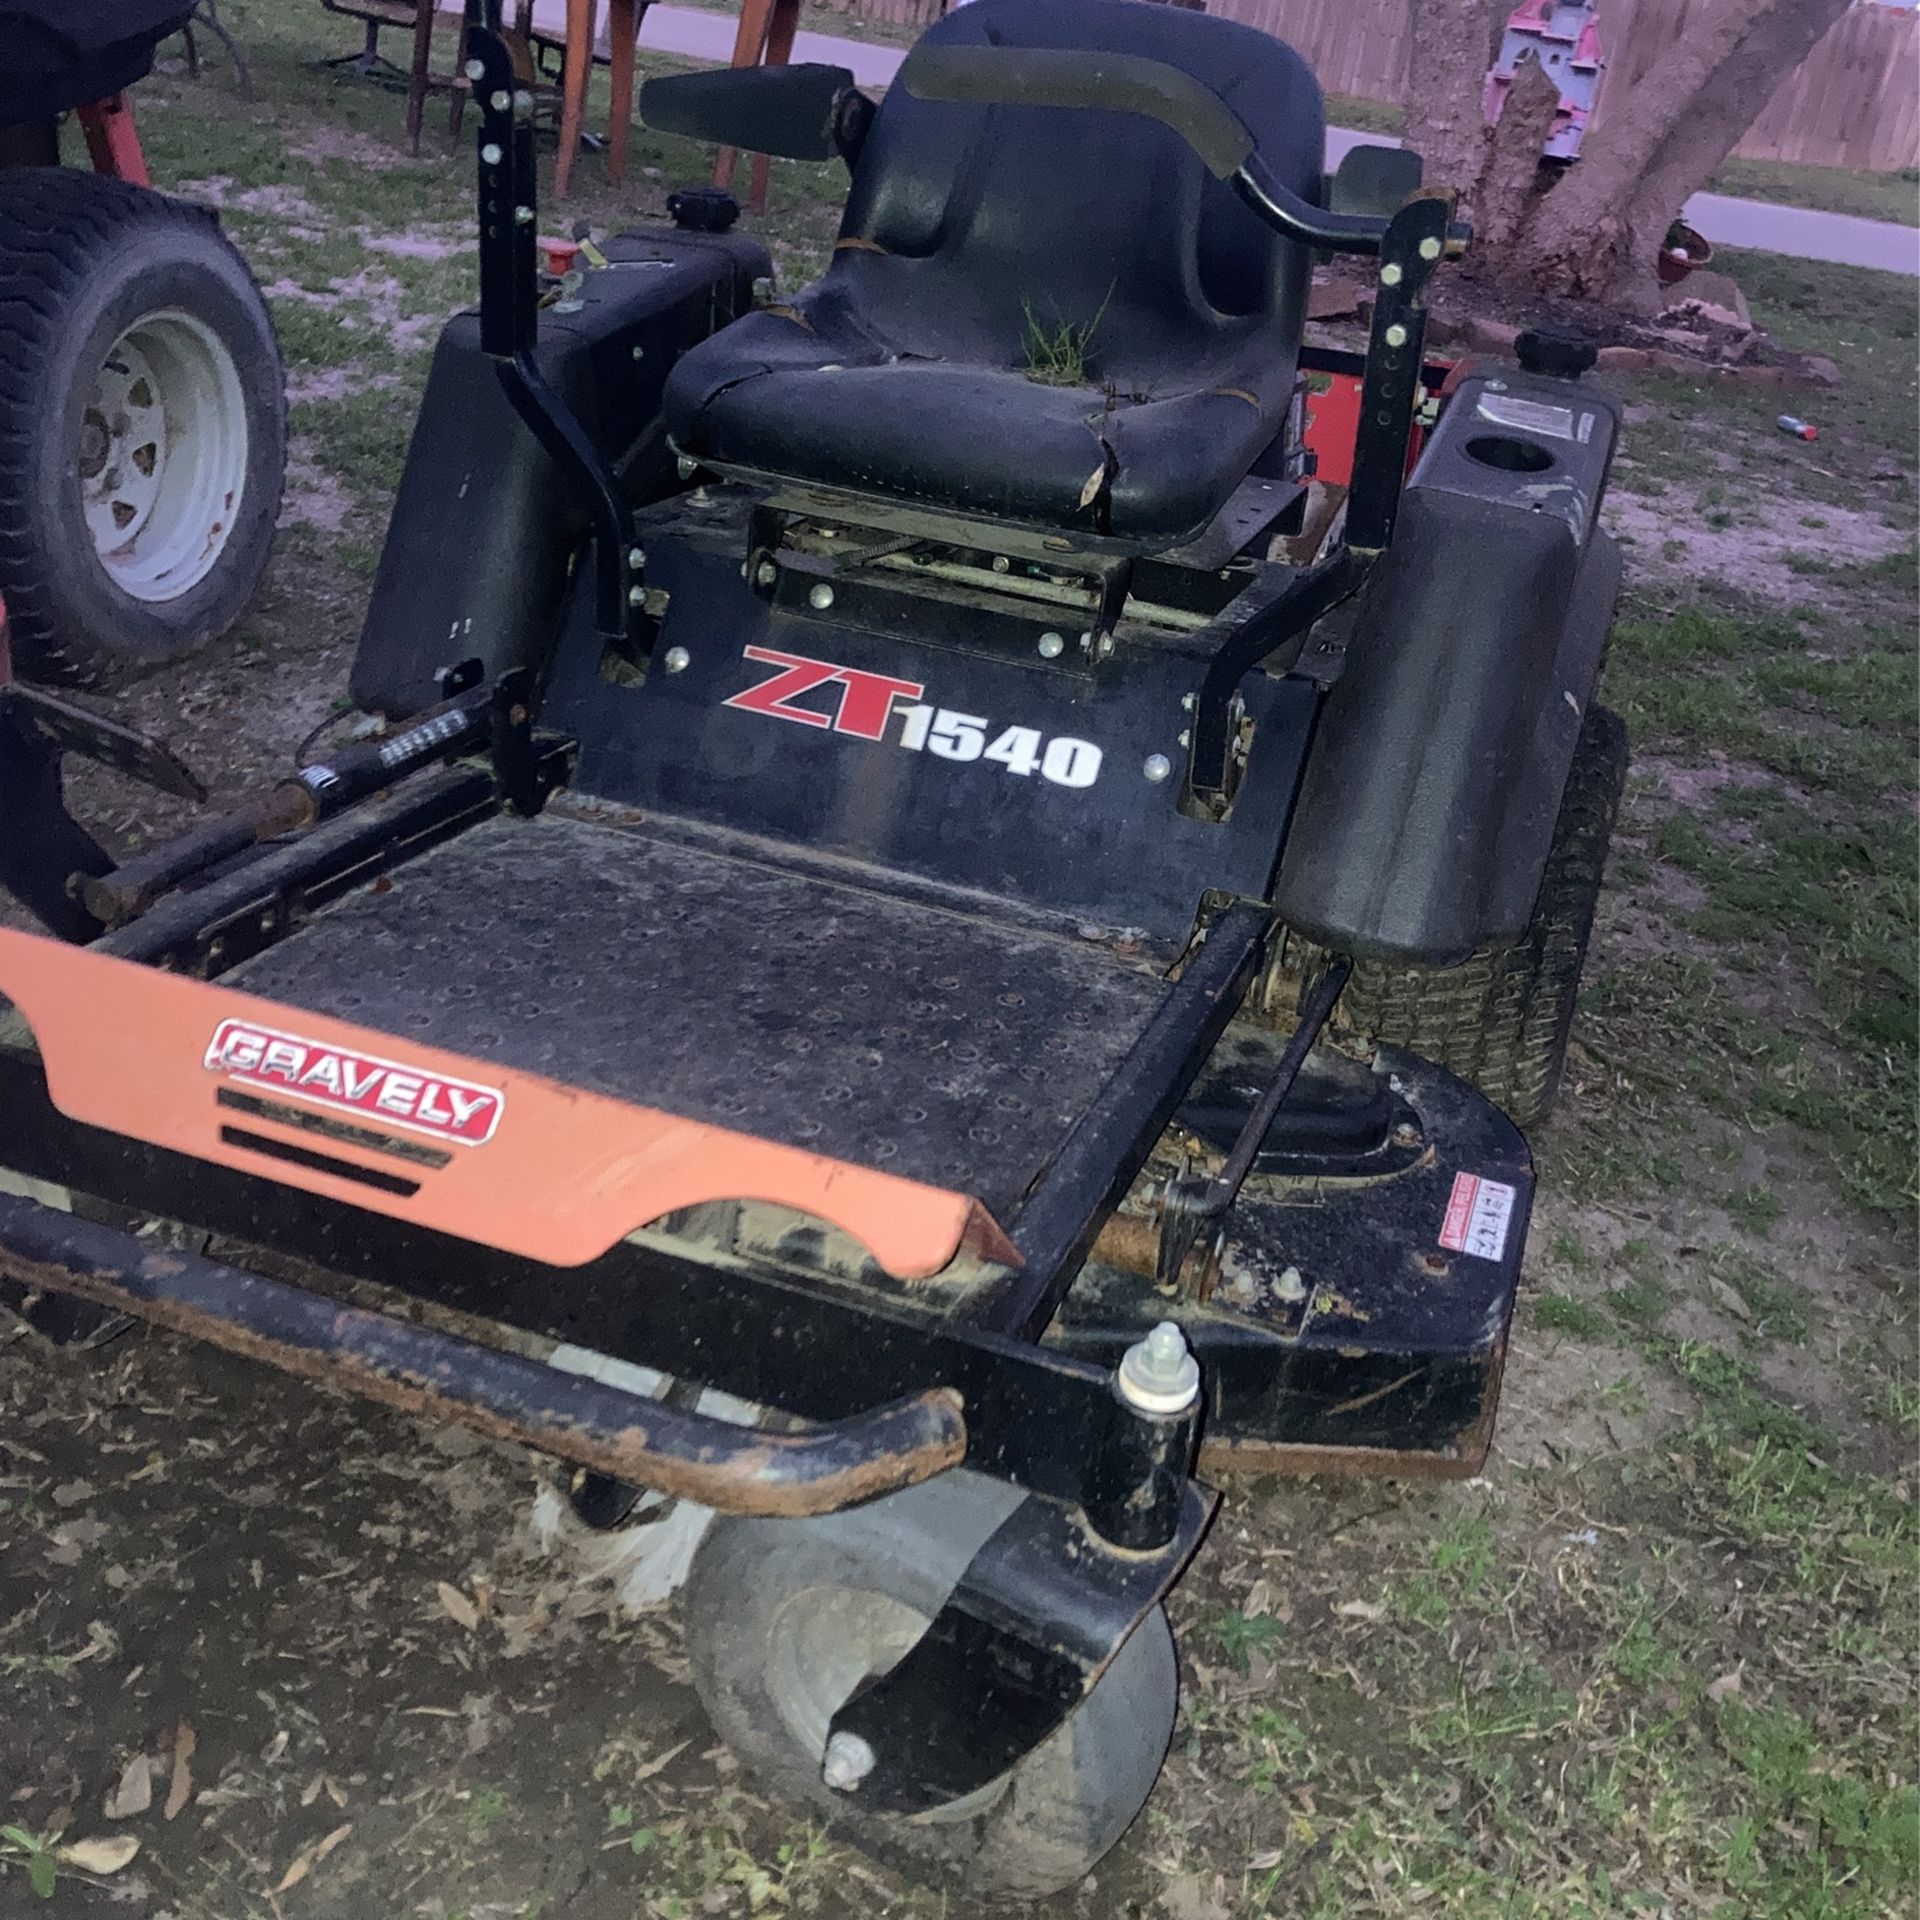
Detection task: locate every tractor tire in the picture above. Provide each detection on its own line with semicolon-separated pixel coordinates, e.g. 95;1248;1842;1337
684;1473;1179;1899
0;167;285;685
1301;703;1628;1130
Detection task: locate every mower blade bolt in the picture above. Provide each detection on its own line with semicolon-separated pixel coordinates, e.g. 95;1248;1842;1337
808;584;835;611
822;1731;875;1793
465;58;486;81
514;204;534;225
991;555;1011;573
755;561;778;589
1385;323;1408;347
1117;1320;1200;1415
663;647;691;673
1143;753;1171;783
1181;692;1195;711
1419;236;1443;261
491;89;512;111
1380;262;1403;286
628;547;645;569
677;456;700;480
481;142;503;165
1037;631;1065;658
628;585;645;606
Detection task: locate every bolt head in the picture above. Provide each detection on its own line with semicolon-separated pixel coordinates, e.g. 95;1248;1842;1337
627;585;645;606
991;554;1011;574
1276;1265;1307;1304
1037;631;1065;659
1117;1319;1200;1414
677;455;701;480
1384;322;1408;347
663;646;691;674
628;547;645;569
808;583;835;611
822;1730;875;1792
755;561;779;589
1419;235;1443;260
514;204;534;225
1143;753;1171;783
490;88;512;111
1380;262;1404;287
465;58;486;81
480;142;503;166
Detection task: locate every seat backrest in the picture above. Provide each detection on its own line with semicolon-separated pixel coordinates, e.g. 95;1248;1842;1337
824;0;1325;383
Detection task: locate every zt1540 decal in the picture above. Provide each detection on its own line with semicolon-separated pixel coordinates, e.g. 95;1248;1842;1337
722;645;1103;789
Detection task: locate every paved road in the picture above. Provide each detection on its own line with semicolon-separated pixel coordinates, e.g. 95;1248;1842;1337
521;1;1920;276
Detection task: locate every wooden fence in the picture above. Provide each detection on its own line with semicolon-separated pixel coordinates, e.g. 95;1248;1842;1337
824;0;1920;173
1201;0;1920;172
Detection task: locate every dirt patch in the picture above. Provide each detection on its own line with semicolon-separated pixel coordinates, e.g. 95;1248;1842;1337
1605;485;1909;598
281;442;358;535
363;229;469;262
173;177;325;227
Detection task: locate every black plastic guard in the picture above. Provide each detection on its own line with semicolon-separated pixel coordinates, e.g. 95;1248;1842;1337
350;228;768;719
1274;372;1621;964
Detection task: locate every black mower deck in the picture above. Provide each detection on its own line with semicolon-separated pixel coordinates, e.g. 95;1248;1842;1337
221;808;1168;1217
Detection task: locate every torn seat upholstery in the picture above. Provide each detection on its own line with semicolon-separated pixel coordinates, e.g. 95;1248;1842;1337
661;0;1325;546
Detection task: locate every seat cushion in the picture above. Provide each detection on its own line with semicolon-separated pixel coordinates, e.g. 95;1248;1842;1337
663;0;1324;545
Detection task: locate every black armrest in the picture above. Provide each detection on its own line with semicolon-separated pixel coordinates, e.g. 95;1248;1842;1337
640;64;867;164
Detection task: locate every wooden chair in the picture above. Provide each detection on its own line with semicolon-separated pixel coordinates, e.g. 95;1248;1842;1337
446;0;645;197
711;0;801;214
317;0;450;154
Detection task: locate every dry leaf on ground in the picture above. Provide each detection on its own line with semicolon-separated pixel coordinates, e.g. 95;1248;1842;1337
57;1834;141;1874
437;1580;480;1631
164;1723;196;1820
104;1753;152;1820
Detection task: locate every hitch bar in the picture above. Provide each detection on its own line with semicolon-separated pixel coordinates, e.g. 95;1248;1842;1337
0;1193;966;1517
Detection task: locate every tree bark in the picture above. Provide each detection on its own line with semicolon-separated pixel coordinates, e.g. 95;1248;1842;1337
1399;0;1856;312
1503;0;1854;306
1465;51;1562;260
1402;0;1511;211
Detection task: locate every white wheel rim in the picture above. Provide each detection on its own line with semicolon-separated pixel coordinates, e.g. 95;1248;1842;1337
78;309;250;603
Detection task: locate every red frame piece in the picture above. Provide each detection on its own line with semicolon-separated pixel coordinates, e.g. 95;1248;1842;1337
76;93;151;187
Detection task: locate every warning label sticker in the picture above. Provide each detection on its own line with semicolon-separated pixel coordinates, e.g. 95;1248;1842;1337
1438;1172;1517;1263
1475;392;1583;442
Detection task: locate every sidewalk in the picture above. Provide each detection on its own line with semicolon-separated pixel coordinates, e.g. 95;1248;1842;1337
558;2;1920;277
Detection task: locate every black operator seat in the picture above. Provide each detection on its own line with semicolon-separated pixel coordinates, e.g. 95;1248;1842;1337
661;0;1326;548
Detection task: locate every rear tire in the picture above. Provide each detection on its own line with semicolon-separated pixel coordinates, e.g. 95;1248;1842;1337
0;168;285;685
684;1474;1179;1898
1295;704;1627;1129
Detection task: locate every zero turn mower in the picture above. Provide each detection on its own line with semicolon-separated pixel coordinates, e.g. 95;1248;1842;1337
0;0;1627;1893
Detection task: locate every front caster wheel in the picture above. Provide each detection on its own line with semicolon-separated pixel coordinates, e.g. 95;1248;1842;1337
683;1473;1179;1899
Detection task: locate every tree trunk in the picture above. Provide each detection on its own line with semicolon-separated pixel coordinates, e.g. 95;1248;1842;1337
1401;0;1856;312
1504;0;1853;306
1402;0;1511;211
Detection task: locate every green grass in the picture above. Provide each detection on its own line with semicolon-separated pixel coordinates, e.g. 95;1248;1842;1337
1706;155;1919;228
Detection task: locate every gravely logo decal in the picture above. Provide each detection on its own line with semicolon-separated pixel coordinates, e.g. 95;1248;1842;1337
205;1020;504;1146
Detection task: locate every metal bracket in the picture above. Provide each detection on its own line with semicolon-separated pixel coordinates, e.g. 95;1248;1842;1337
826;1483;1214;1814
1182;549;1365;814
1156;955;1352;1287
1346;194;1453;555
467;9;636;644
